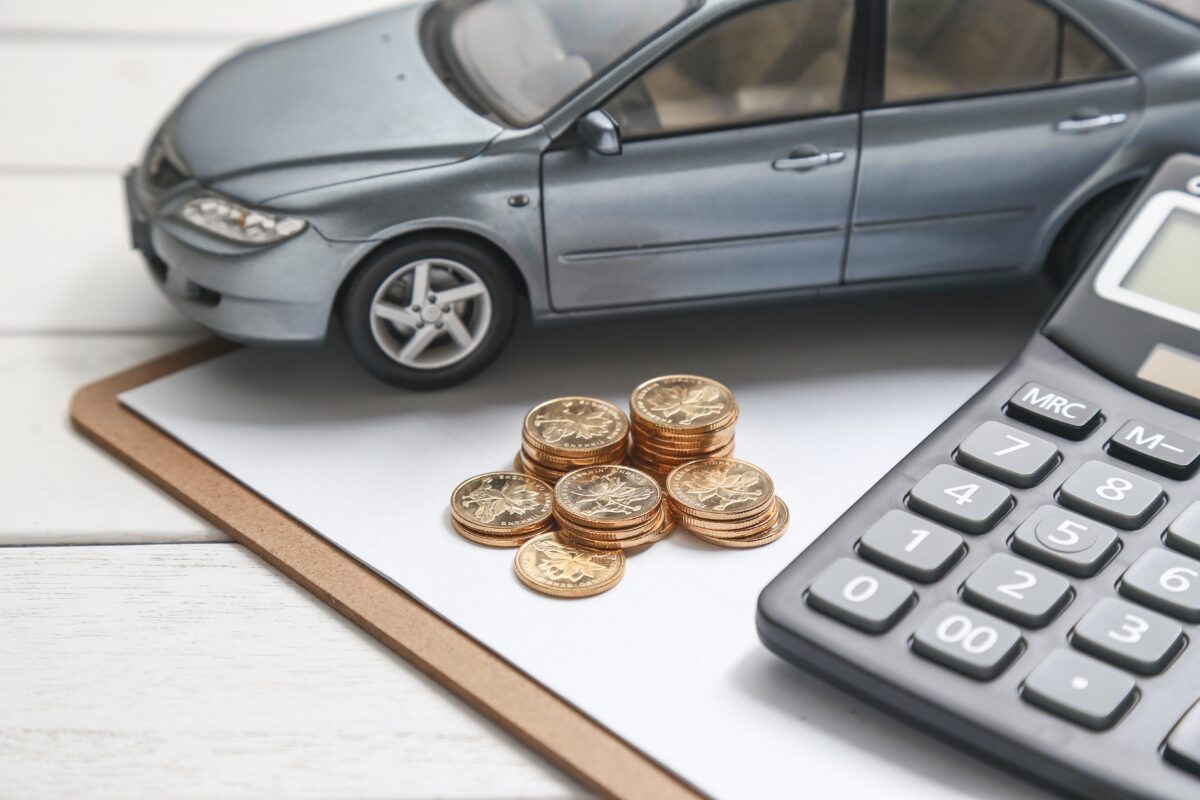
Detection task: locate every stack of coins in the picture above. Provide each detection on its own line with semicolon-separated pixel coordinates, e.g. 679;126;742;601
627;375;738;480
514;532;626;598
517;397;629;484
553;465;674;551
666;458;789;549
449;471;555;547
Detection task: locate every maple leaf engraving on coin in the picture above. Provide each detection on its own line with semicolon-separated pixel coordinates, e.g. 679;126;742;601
533;403;614;444
534;538;607;583
460;477;542;523
644;385;724;424
680;466;763;511
569;478;654;517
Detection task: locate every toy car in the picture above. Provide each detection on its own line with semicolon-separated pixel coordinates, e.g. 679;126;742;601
125;0;1200;389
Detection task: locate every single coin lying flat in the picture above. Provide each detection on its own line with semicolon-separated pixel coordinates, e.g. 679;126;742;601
514;532;626;598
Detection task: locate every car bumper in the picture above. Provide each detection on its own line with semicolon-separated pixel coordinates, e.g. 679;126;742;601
124;170;355;345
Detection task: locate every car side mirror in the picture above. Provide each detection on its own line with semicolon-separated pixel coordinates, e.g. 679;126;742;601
577;109;622;156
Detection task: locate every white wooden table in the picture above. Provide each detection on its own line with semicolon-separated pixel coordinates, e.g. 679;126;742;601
0;3;582;796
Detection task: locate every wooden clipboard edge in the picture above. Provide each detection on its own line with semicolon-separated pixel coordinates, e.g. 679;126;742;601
70;339;702;800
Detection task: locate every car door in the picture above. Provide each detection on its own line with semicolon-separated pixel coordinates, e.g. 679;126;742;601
542;0;862;311
845;0;1142;282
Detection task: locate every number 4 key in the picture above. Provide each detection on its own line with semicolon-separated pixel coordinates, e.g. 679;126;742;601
908;464;1013;534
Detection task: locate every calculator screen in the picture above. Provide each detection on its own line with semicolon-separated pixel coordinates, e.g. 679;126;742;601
1121;208;1200;315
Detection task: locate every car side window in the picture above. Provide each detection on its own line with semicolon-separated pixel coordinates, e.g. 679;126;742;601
1061;21;1122;81
884;0;1124;105
604;0;855;139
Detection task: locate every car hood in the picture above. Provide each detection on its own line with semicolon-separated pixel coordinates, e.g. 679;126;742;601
165;3;503;201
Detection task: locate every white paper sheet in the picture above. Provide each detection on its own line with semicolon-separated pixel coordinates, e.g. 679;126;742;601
122;285;1058;799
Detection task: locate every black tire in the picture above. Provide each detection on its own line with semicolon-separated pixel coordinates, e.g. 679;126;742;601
1046;183;1135;288
340;236;517;390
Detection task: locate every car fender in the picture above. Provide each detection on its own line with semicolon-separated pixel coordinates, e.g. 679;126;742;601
322;215;551;318
268;140;551;319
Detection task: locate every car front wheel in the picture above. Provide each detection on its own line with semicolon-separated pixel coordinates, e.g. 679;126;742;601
340;237;517;389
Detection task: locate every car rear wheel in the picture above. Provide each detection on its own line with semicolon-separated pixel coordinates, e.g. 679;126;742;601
340;237;517;389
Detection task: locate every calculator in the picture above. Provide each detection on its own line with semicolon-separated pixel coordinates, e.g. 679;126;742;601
758;154;1200;800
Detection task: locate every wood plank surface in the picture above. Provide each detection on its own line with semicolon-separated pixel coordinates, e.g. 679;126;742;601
0;1;392;36
0;174;196;334
0;543;584;800
0;335;222;543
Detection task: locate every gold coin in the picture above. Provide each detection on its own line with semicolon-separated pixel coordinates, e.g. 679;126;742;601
630;432;735;457
677;502;780;540
554;465;662;527
554;500;666;540
630;419;736;446
623;457;673;483
560;507;673;550
515;450;568;481
672;500;779;533
523;397;629;457
630;440;735;467
688;500;790;549
450;508;552;537
514;533;625;598
451;518;548;548
450;472;555;534
521;441;626;470
630;375;738;434
666;458;774;520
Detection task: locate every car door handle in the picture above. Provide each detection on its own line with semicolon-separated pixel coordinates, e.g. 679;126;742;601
1055;112;1128;133
772;150;846;171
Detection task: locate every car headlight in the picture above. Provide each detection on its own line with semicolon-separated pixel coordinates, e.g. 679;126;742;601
181;195;307;245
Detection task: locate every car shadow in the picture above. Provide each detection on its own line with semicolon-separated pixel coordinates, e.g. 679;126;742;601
142;278;1056;427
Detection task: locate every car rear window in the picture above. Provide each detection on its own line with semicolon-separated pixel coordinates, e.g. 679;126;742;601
1141;0;1200;25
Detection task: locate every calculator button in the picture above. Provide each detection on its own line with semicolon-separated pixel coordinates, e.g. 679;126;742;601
1165;699;1200;779
907;464;1012;534
955;421;1059;488
806;558;916;633
1005;382;1101;440
857;510;965;583
1166;501;1200;560
1071;597;1184;675
1010;505;1119;578
912;602;1022;680
962;553;1071;627
1108;420;1200;479
1021;649;1136;730
1057;460;1165;530
1120;549;1200;622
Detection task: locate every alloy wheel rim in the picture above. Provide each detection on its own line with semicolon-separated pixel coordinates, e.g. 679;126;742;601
369;257;493;370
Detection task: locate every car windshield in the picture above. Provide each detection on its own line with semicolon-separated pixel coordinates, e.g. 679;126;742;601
438;0;696;126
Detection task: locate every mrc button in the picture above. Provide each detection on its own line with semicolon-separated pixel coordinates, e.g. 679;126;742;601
1006;382;1101;439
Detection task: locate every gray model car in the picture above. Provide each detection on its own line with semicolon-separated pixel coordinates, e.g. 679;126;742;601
125;0;1200;388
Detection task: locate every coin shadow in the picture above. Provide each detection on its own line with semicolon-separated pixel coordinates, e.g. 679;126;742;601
729;649;1058;798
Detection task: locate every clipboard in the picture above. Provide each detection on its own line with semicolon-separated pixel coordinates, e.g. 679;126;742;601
71;339;701;800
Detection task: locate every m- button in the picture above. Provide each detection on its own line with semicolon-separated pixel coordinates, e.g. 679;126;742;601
1108;420;1200;479
1006;383;1101;440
